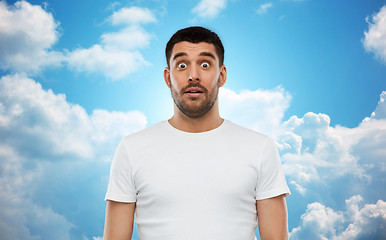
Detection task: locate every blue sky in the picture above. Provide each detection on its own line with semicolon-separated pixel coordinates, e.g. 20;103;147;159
0;0;385;239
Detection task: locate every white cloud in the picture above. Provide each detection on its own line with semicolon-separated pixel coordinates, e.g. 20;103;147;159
369;91;386;119
0;1;156;80
290;202;344;239
91;109;147;154
0;139;74;240
0;193;74;240
219;86;386;201
363;6;386;63
289;180;306;195
280;110;386;194
109;6;156;25
101;25;152;51
0;73;147;158
270;92;386;195
0;1;64;73
0;73;93;159
257;3;273;15
192;0;227;19
220;86;291;136
67;7;156;80
280;112;368;181
68;45;149;80
290;195;386;240
0;73;147;238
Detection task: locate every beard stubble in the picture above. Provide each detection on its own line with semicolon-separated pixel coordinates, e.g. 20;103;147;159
170;78;220;119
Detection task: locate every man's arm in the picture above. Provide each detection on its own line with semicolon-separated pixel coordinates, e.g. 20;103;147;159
256;194;289;240
103;200;136;240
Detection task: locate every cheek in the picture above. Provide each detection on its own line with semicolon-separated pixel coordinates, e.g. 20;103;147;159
207;73;220;88
170;78;182;93
170;72;184;85
171;71;189;87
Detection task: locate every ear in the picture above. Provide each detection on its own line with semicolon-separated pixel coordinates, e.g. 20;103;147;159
164;67;171;88
218;65;227;87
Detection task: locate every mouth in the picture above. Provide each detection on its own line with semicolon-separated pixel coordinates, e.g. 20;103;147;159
184;87;204;98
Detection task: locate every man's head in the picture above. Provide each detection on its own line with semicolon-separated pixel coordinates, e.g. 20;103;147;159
164;27;227;119
165;26;224;68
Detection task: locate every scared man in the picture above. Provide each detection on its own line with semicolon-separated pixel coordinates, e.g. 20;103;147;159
103;26;290;240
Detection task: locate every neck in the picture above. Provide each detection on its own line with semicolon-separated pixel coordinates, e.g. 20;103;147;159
168;101;223;133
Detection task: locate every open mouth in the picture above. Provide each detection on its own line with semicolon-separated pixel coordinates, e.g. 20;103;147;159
184;88;204;97
185;90;203;93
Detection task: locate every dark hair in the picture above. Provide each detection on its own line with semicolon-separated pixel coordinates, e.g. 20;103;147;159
165;26;224;68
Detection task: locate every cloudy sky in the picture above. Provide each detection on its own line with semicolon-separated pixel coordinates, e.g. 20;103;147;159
0;0;385;239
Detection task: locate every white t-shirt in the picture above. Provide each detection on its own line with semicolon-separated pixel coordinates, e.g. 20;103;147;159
105;120;290;240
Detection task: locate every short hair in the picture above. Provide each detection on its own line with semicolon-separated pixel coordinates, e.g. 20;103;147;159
165;26;224;68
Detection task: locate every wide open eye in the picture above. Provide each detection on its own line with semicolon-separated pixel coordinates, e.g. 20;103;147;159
201;62;210;68
177;63;187;69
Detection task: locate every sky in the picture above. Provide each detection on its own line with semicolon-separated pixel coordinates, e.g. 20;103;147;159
0;0;385;239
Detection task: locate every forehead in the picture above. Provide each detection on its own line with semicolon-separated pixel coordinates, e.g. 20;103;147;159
171;41;218;61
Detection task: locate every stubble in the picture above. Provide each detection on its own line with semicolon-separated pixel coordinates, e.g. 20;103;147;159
170;79;220;118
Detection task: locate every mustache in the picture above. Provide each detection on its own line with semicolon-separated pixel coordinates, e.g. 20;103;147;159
181;83;208;93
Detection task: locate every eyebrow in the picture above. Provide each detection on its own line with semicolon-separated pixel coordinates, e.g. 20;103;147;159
173;52;187;61
172;51;216;61
199;52;216;60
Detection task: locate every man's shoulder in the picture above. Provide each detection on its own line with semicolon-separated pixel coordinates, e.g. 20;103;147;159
225;120;270;143
121;121;167;143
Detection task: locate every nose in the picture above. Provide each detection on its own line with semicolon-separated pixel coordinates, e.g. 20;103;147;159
188;65;200;82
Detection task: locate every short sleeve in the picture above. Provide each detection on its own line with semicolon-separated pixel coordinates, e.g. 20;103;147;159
105;139;137;202
255;138;290;200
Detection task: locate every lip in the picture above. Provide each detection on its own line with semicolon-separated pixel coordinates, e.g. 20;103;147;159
184;87;204;98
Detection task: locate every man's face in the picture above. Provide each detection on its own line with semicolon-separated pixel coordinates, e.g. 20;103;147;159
164;41;226;118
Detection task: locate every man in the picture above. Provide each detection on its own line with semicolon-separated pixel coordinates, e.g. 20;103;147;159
103;26;290;240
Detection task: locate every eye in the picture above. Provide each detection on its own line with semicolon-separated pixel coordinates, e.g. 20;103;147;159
201;62;210;68
177;63;187;69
